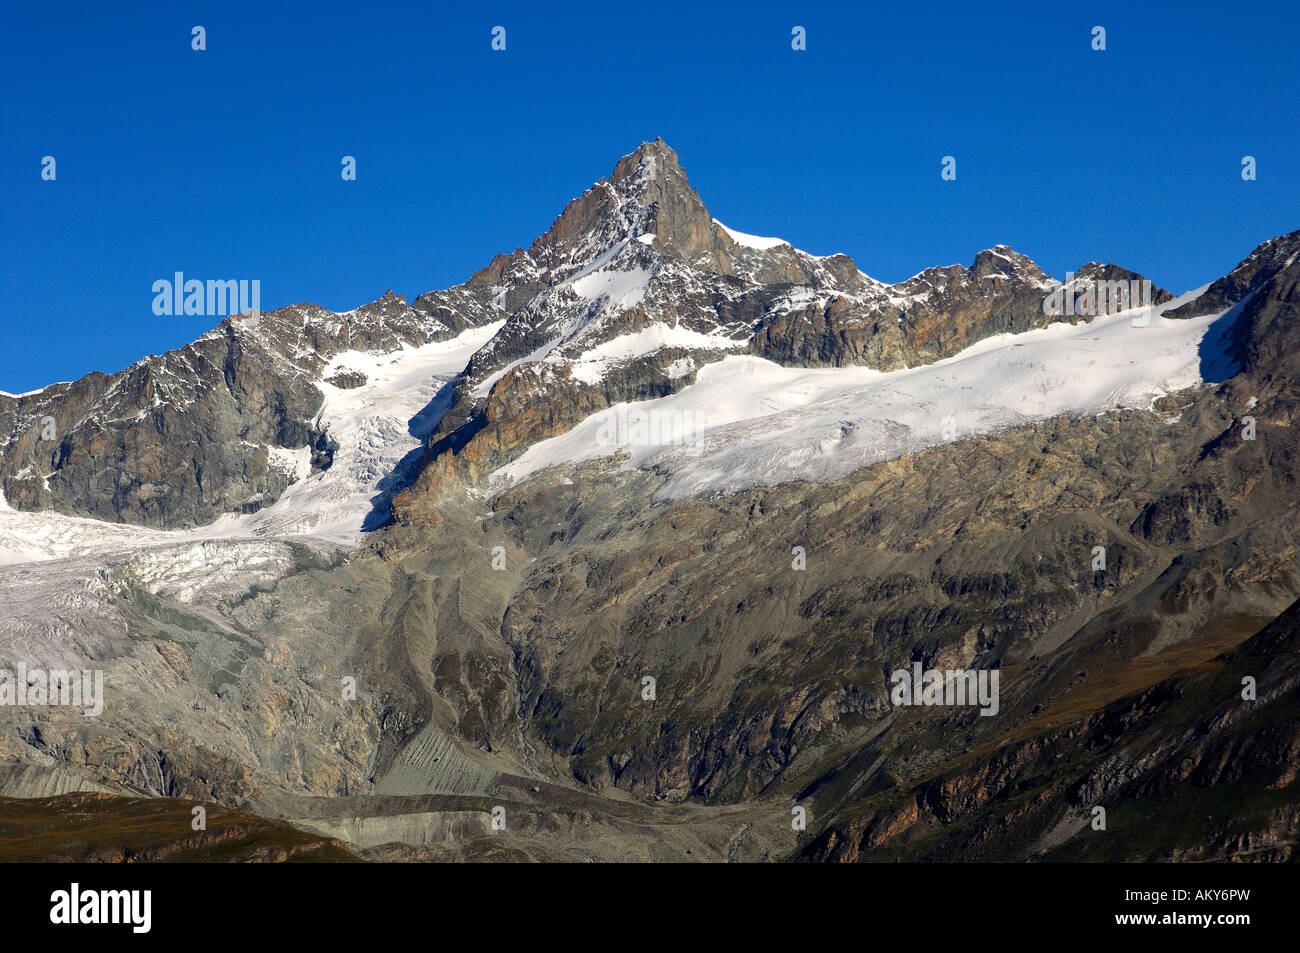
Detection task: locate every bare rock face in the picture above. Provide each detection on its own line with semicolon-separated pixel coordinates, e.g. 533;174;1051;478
0;319;323;526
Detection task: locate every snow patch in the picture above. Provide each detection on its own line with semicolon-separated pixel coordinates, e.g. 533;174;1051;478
568;267;654;309
267;445;312;481
714;219;789;250
569;324;747;385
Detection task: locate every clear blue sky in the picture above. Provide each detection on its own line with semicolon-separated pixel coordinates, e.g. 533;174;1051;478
2;0;1296;393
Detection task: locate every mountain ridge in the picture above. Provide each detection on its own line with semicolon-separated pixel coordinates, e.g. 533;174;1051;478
0;140;1294;535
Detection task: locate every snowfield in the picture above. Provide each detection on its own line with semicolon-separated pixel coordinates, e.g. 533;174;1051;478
569;323;750;385
490;287;1228;499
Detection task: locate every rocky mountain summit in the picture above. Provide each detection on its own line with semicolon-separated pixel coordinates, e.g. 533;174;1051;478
396;139;1178;510
1;141;1298;863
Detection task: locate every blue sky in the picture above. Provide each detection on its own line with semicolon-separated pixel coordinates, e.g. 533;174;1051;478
2;0;1296;393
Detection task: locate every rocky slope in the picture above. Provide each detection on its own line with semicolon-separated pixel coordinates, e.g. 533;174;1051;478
803;595;1300;863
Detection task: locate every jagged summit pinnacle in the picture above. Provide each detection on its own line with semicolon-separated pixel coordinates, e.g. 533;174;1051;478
462;138;873;299
529;136;717;272
609;138;686;190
